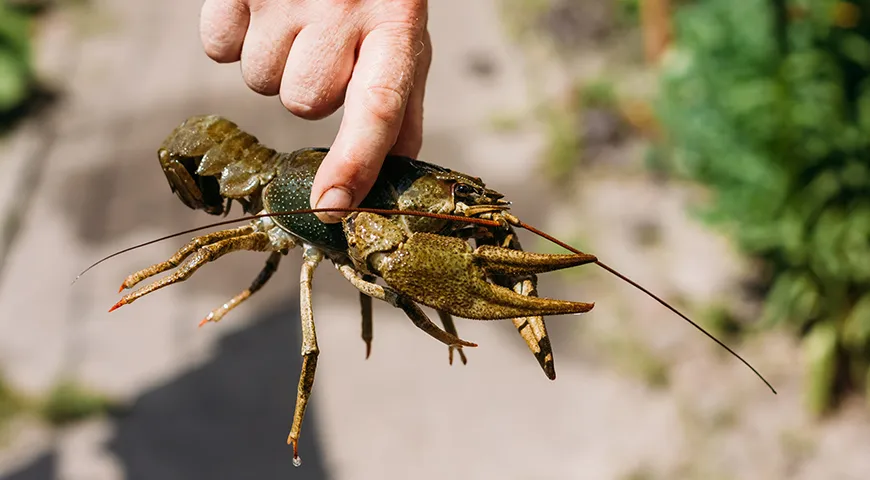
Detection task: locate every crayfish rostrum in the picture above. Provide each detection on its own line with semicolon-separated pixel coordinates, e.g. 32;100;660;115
83;115;775;466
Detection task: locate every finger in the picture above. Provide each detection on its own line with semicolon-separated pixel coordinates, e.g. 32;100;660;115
310;22;423;222
200;0;250;63
280;24;358;120
239;6;299;96
391;30;431;158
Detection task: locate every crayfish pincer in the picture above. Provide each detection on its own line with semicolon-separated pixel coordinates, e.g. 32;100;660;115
79;115;775;466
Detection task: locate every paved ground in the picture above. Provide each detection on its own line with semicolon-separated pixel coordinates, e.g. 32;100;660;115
2;1;870;479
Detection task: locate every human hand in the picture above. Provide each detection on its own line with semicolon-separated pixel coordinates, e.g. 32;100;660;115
200;0;431;222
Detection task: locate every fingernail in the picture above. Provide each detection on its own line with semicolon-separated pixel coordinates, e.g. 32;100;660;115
315;187;353;223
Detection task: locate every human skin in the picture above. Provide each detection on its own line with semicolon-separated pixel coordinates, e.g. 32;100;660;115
199;0;431;222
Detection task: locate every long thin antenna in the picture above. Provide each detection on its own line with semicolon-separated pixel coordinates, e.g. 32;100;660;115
75;206;777;394
72;207;500;283
514;219;777;395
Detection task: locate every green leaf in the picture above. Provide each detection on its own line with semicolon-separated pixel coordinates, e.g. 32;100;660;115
843;293;870;350
803;321;839;414
0;49;29;112
0;4;33;61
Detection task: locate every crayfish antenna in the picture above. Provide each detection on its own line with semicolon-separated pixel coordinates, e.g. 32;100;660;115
513;219;777;395
73;208;502;283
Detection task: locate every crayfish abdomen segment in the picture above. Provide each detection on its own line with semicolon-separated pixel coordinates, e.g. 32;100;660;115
158;115;283;216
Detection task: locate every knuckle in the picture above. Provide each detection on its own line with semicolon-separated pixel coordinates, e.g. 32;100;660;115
242;65;280;96
202;36;239;63
200;0;247;62
368;0;427;29
282;96;318;119
419;31;433;68
362;84;407;125
282;92;337;120
373;19;419;37
281;82;343;120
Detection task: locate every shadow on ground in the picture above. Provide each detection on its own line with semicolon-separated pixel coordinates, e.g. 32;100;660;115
1;300;330;480
1;453;55;480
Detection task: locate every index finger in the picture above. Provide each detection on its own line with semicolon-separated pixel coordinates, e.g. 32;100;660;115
309;21;424;222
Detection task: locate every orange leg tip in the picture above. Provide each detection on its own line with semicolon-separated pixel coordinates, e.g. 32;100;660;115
108;300;125;313
117;283;126;293
198;318;209;328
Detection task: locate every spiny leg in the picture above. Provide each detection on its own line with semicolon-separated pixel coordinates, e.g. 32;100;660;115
287;245;323;467
109;232;271;311
335;264;477;349
510;280;555;380
359;274;375;358
395;296;478;349
119;225;255;291
437;311;467;365
476;226;556;379
199;251;283;326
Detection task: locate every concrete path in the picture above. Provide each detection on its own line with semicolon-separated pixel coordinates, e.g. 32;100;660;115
2;1;870;479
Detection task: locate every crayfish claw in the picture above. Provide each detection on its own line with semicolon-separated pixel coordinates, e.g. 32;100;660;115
379;233;595;320
474;245;597;277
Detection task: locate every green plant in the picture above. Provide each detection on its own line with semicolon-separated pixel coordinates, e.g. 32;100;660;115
656;0;870;412
0;374;26;428
39;380;115;426
0;1;48;128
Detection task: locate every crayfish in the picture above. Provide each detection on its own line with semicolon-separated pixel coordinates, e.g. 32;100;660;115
77;115;776;467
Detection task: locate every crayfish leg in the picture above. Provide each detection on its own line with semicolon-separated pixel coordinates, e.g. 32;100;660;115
109;231;271;311
199;251;282;326
509;280;556;380
395;297;478;349
334;263;477;349
474;232;556;380
119;225;256;292
437;311;468;366
359;274;375;359
288;245;323;467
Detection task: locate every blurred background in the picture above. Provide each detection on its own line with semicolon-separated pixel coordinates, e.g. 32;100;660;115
1;0;869;478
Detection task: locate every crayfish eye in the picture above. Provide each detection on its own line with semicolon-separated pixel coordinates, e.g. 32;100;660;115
454;183;477;196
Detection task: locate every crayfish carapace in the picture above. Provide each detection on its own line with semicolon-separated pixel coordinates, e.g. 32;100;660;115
77;115;776;467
